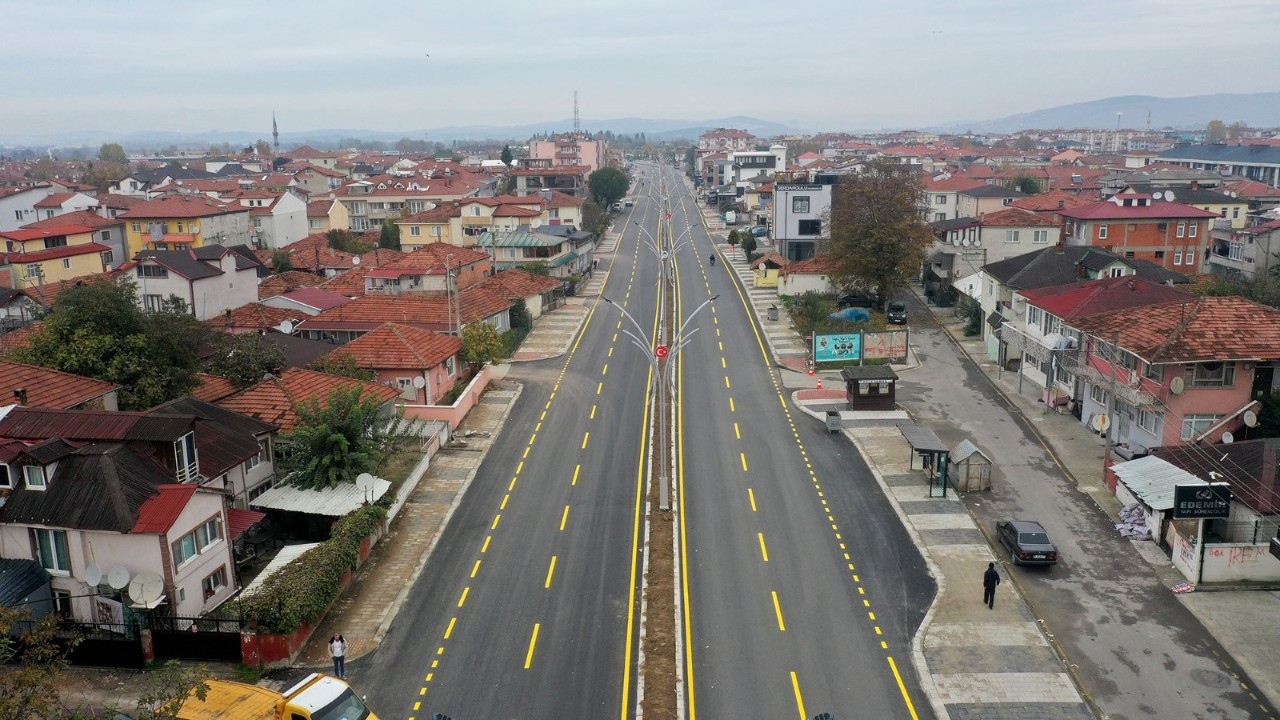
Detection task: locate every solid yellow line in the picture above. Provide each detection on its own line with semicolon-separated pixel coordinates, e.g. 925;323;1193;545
772;591;786;631
572;464;581;485
560;505;570;531
545;556;557;588
524;623;540;669
888;657;922;719
748;488;757;511
444;616;457;639
758;532;769;562
457;586;469;608
740;452;748;472
582;431;590;449
470;560;480;578
481;535;491;553
791;672;806;720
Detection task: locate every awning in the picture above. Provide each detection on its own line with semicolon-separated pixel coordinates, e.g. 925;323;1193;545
250;477;391;516
241;542;322;596
226;508;267;539
897;422;948;453
550;251;579;267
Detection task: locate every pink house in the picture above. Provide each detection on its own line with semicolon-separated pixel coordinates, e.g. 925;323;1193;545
322;322;465;406
1066;296;1280;455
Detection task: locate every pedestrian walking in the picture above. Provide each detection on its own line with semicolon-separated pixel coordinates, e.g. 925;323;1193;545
329;633;346;678
983;562;1000;609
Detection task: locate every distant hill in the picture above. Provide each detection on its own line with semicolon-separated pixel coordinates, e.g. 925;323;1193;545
932;92;1280;134
0;116;803;149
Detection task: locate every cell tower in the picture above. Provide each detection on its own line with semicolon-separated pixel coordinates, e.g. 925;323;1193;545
573;91;580;135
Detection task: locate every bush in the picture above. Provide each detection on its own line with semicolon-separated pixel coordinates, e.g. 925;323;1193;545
239;505;387;633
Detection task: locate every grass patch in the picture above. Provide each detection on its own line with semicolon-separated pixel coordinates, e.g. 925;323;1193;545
502;326;530;356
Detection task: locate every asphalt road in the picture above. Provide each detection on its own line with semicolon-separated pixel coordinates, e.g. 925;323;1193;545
362;174;668;719
659;165;936;720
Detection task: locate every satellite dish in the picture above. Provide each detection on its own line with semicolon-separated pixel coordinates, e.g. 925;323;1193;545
1152;191;1163;200
128;571;165;609
1090;414;1111;433
1243;410;1258;427
412;376;426;389
84;564;102;587
355;473;377;492
351;255;361;265
1169;376;1185;395
1222;431;1235;444
190;224;200;233
1163;190;1176;203
279;320;294;335
960;236;971;247
107;565;131;590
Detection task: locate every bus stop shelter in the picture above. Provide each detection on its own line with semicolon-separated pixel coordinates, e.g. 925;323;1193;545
898;422;951;497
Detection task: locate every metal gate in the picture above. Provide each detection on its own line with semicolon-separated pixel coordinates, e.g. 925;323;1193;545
149;614;243;663
11;619;145;669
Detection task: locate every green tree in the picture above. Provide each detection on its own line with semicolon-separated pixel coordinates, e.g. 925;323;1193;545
1010;174;1043;194
255;139;272;158
508;298;532;331
26;158;57;180
581;199;608;236
461;321;507;366
727;229;741;247
823;157;933;308
501;145;514;165
0;607;77;720
82;161;131;192
277;385;393;490
271;248;293;273
1012;135;1038;152
98;142;128;164
588;167;630;208
12;278;209;410
130;660;209;720
326;229;374;254
378;218;401;250
739;233;758;262
203;332;287;388
1205;119;1228;143
307;351;376;381
521;260;551;276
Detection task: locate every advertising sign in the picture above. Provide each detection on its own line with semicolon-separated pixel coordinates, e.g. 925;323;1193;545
1173;482;1232;519
814;333;861;362
862;330;909;361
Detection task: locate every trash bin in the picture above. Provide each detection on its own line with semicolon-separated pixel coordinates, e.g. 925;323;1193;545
767;305;778;321
826;410;841;433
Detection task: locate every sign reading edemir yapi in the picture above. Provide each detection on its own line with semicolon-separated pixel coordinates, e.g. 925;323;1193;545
1173;483;1232;519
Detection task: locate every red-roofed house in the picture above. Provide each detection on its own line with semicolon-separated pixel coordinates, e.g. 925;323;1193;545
217;368;400;434
923;176;988;221
119;195;251;251
298;286;512;344
477;268;564;318
1009;190;1095;215
22;210;130;270
258;270;325;300
261;288;352;316
322;323;464;406
276;234;358;276
1057;193;1219;273
32;192;98;220
1063;296;1280;454
779;253;839;295
363;243;491;296
0;224;113;289
0;360;119;410
306;198;349;234
0;185;53;232
206;302;305;334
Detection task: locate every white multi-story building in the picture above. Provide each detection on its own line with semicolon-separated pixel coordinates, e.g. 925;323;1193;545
773;181;834;262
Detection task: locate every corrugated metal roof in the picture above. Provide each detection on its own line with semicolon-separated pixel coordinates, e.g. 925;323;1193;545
897;422;948;453
0;558;50;607
951;439;986;462
131;484;197;534
250;477;390;516
477;231;564;248
241;542;322;596
0;408;192;443
1112;455;1205;511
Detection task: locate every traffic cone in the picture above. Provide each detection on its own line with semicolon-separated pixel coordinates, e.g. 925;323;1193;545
808;365;814;377
816;377;823;390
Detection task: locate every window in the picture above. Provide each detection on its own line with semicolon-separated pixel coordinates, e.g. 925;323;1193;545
197;516;222;549
1004;230;1020;243
797;219;821;236
1090;385;1108;406
131;222;142;232
1220;208;1228;217
1098;224;1108;240
14;210;23;221
1173;251;1182;265
202;566;228;600
0;463;9;488
1027;305;1043;328
43;237;67;249
792;196;810;213
100;249;114;266
24;464;47;490
176;222;184;233
138;264;168;278
1157;223;1168;231
1232;207;1240;219
409;226;421;237
935;195;947;204
175;432;197;482
1187;362;1235;387
24;264;40;279
310;219;323;229
1142;361;1164;382
244;439;268;472
445;355;457;376
34;528;70;573
1153;251;1164;260
1033;230;1049;244
1189;222;1198;238
431;227;442;237
1181;414;1223;440
1109;267;1125;278
1177;222;1186;238
173;533;198;567
143;294;164;312
52;589;71;617
934;213;946;222
1138;408;1158;434
62;259;71;270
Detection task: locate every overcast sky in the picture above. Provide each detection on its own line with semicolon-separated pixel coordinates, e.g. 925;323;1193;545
4;0;1279;139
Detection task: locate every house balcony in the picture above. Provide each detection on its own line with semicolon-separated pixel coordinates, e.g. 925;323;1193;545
1055;351;1157;407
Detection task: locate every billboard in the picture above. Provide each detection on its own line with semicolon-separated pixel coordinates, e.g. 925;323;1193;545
863;330;909;361
1173;483;1231;519
813;329;908;363
814;333;861;362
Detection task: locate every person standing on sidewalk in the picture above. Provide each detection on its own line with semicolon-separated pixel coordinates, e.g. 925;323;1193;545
329;633;346;678
983;562;1001;609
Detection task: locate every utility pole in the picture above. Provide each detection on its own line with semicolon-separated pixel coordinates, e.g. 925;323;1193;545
1103;331;1120;482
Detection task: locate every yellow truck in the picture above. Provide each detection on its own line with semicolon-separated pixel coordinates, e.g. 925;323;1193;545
178;673;376;720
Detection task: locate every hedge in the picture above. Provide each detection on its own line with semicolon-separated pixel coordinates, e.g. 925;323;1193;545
239;505;387;634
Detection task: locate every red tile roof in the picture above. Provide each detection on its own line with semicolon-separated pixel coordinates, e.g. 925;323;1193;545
2;242;111;265
399;202;461;224
0;324;41;356
1009;190;1094;212
782;253;839;276
217;368;400;433
328;323;462;370
226;507;267;539
279;287;351;311
279;234;358;271
22;210;119;230
1057;198;1219;221
921;176;987;192
1069;296;1280;363
979;208;1060;228
131;484;197;534
304;287;511;330
258;270;325;300
0;360;117;409
1019;276;1194;320
319;266;373;297
357;248;408;267
382;243;490;274
306;199;335;217
206;303;301;331
118;195;248;219
192;373;239;403
33;192;86;209
1224;179;1280;198
0;225;98;242
477;268;562;299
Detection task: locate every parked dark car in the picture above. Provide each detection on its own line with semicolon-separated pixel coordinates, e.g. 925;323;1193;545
749;225;769;238
887;301;908;324
836;293;877;309
997;520;1058;565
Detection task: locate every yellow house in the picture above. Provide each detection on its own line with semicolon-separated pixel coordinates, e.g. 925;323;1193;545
0;224;112;289
750;252;787;288
397;193;586;251
118;195;251;251
1183;192;1251;230
306;198;349;234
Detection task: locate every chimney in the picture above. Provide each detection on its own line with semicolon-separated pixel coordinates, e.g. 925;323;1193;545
1190;180;1199;190
13;388;27;406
